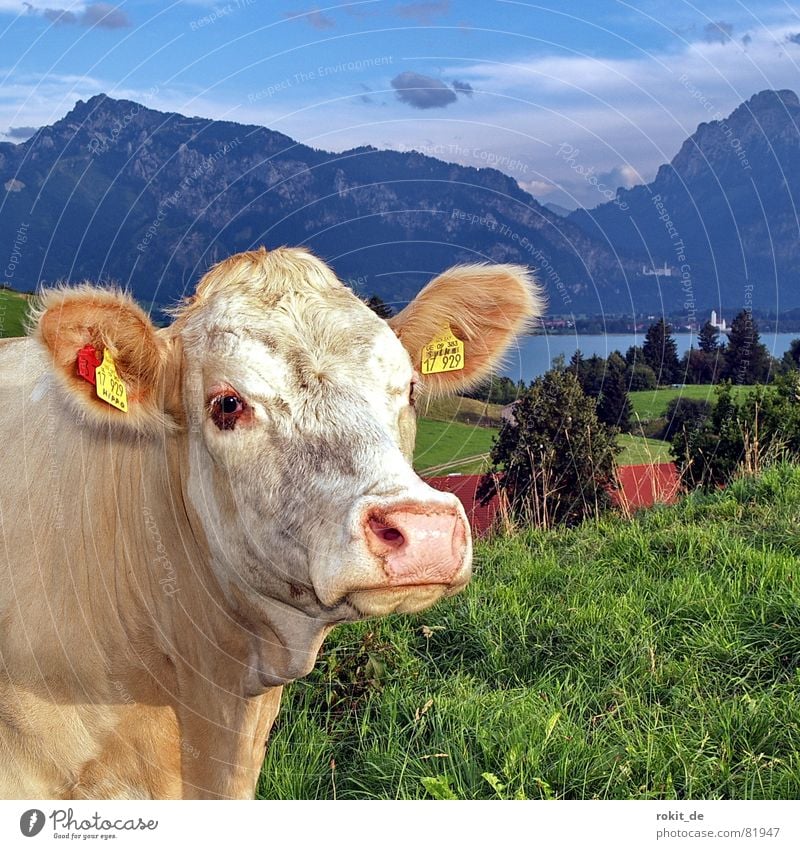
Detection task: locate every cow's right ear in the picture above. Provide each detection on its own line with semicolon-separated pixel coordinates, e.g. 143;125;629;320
33;285;179;435
389;263;544;397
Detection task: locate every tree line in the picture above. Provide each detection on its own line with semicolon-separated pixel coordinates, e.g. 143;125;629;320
368;293;800;530
476;311;800;532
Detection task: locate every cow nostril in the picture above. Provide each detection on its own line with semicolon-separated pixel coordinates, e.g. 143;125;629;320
382;528;403;543
368;518;406;549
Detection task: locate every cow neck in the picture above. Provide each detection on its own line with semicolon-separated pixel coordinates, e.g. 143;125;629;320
165;429;331;697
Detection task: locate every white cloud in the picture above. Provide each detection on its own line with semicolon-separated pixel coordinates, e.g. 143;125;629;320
3;14;800;208
518;179;555;196
214;18;800;206
9;1;86;12
0;74;196;139
423;23;800;204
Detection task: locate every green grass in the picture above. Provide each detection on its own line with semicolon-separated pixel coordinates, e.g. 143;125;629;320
630;385;756;420
414;420;672;475
0;289;31;338
414;418;498;474
259;463;800;799
415;421;672;474
417;395;505;427
616;433;672;465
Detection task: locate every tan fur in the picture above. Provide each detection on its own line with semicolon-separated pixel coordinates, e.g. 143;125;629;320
389;263;544;396
0;247;541;799
31;285;178;436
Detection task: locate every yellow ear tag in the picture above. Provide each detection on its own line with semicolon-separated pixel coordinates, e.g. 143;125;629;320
95;350;129;413
421;325;465;375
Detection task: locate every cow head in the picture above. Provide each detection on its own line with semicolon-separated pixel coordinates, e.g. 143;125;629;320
35;248;542;682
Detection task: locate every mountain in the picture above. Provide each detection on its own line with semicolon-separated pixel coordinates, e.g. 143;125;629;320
0;95;634;314
544;202;574;218
569;89;800;313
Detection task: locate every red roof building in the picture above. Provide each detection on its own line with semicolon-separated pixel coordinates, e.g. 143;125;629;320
426;463;681;536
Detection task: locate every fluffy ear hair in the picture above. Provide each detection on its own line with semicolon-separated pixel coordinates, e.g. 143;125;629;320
389;263;544;396
32;284;178;435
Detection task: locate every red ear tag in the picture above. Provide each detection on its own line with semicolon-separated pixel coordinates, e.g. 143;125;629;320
77;344;102;385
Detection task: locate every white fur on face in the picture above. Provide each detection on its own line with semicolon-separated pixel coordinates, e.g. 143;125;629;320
178;275;469;628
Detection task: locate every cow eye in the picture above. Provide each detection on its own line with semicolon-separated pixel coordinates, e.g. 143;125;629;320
210;393;246;430
221;395;240;414
409;377;418;407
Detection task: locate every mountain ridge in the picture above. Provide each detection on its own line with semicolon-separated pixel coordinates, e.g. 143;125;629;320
0;93;634;313
569;88;800;312
2;90;798;315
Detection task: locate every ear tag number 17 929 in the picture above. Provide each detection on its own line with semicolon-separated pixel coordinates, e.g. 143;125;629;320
421;325;465;375
95;349;129;413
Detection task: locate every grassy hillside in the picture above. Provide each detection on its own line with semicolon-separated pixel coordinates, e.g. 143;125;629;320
417;394;505;427
630;384;755;420
616;433;672;465
259;464;800;799
0;288;31;337
414;418;497;474
414;420;672;475
415;419;671;475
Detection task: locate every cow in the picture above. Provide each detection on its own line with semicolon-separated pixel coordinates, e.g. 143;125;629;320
0;247;541;799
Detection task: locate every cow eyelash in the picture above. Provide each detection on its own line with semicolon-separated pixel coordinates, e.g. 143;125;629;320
409;377;418;408
209;392;247;430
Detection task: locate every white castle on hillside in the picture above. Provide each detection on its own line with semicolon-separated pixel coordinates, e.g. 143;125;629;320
641;261;674;277
709;310;727;331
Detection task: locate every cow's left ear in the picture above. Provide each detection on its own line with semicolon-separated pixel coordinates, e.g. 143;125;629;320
33;285;178;435
389;263;544;396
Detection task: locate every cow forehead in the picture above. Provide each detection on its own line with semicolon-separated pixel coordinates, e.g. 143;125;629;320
176;264;411;389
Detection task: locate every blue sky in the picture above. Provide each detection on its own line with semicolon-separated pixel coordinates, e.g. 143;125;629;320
1;0;799;207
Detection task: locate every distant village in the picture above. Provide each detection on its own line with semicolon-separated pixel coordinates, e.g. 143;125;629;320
538;310;732;335
532;258;800;333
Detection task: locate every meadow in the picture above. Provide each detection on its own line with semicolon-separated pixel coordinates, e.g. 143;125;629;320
413;421;671;473
0;289;31;337
414;418;496;474
259;464;800;799
629;385;756;420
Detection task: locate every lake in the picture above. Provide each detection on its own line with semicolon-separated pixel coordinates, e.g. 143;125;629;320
501;332;800;383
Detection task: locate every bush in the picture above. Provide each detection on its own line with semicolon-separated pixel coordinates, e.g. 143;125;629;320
627;363;657;391
479;369;620;529
672;376;800;489
660;397;712;442
632;417;667;440
461;375;526;406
